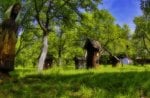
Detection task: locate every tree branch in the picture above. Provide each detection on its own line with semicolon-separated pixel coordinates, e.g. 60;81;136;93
143;35;150;54
34;0;47;33
144;32;150;42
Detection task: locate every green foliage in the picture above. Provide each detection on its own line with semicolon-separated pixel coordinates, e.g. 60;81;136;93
15;30;43;66
141;0;150;16
132;0;150;57
0;0;20;15
133;16;150;57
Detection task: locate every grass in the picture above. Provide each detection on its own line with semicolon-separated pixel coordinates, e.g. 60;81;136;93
0;65;150;98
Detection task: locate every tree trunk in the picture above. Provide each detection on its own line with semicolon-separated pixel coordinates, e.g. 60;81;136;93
0;3;21;75
38;35;48;72
58;47;62;66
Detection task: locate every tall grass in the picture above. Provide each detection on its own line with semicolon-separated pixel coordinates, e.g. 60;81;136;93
0;65;150;98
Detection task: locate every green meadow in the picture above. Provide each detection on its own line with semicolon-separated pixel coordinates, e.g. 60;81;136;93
0;65;150;98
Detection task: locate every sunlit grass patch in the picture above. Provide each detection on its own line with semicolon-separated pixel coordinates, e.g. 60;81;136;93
1;65;150;98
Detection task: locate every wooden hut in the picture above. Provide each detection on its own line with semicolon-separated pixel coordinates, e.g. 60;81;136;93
84;38;100;69
73;56;86;69
44;54;54;69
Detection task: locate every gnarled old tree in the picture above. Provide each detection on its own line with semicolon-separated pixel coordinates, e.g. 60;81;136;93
0;3;21;75
33;0;102;71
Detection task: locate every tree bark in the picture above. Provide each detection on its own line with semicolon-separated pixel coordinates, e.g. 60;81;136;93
0;3;21;75
38;35;48;71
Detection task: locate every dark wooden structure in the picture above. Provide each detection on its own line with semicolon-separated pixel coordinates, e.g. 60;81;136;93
0;3;21;74
84;38;100;69
73;56;86;69
44;54;54;69
134;58;150;65
101;45;120;67
109;55;120;67
99;54;121;66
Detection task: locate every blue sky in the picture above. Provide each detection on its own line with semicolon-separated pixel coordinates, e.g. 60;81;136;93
99;0;143;32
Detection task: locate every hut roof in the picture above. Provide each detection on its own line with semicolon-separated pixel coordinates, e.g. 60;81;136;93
91;40;100;49
84;38;100;50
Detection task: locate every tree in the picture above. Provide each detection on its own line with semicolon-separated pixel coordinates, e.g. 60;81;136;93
15;29;42;67
130;0;150;65
32;0;102;71
141;0;150;53
0;3;21;75
141;0;150;17
133;16;150;58
133;0;150;59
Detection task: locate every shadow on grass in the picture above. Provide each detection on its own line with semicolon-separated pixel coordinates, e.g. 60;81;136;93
1;71;150;98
